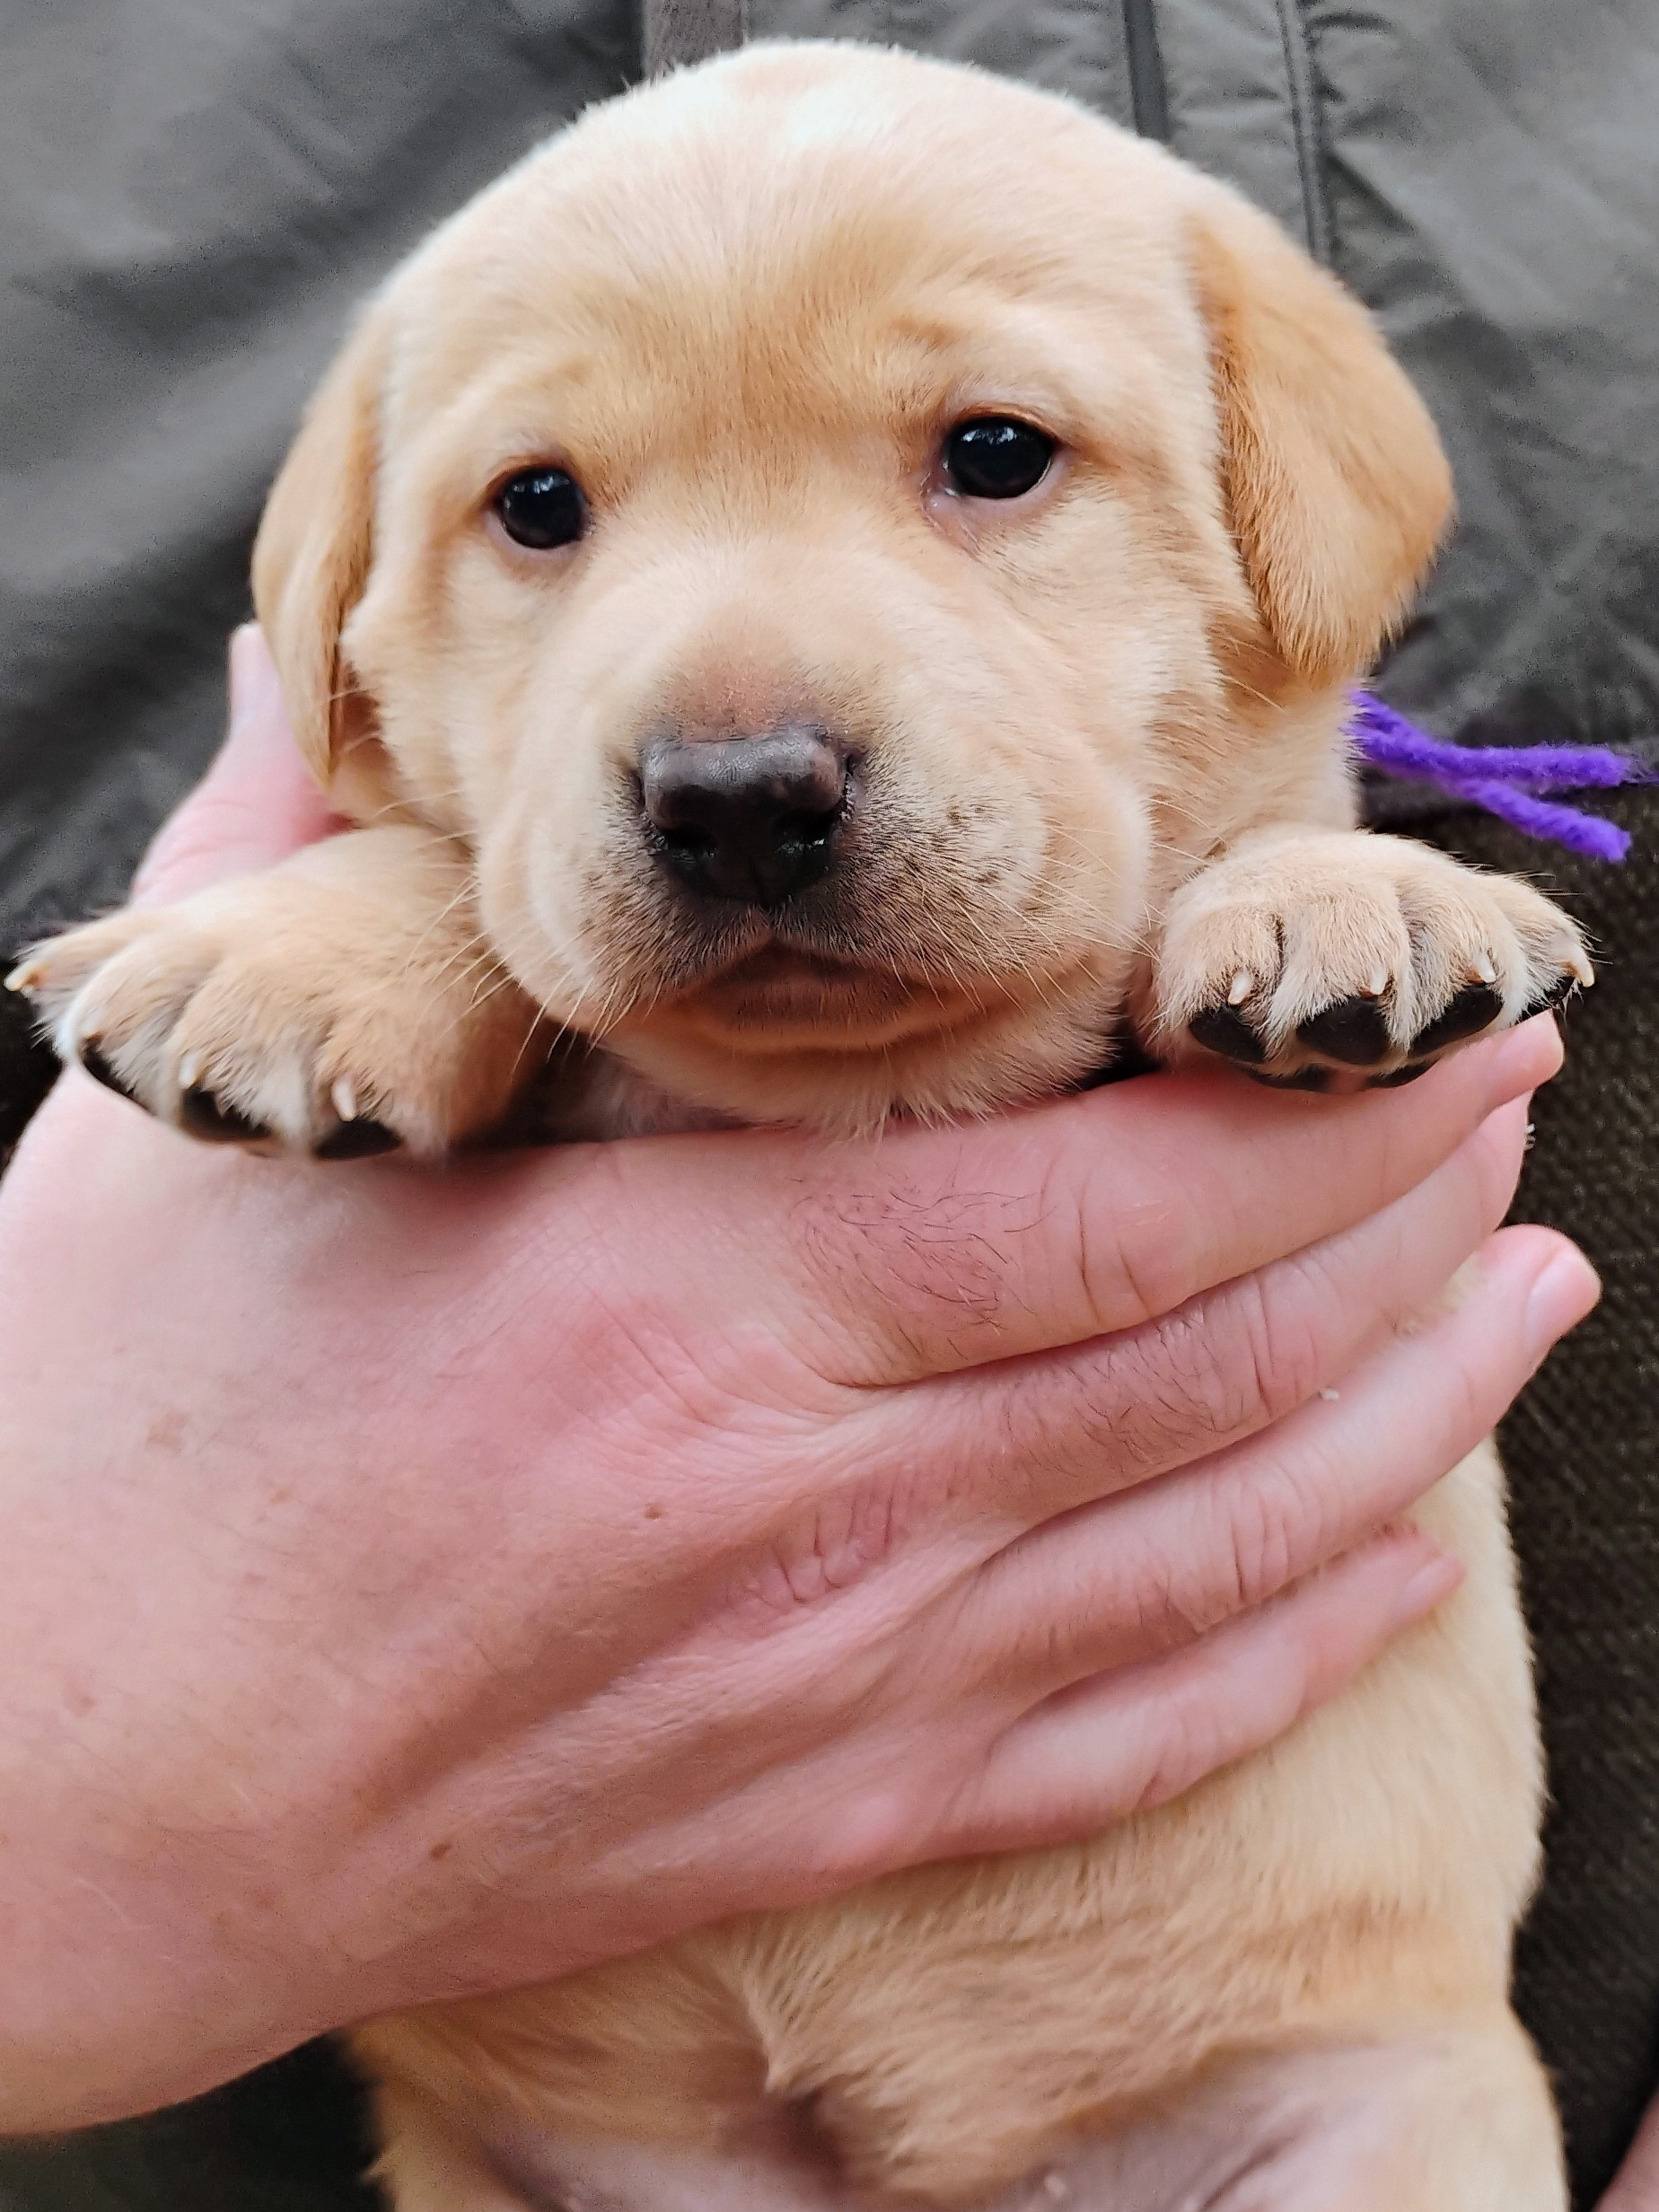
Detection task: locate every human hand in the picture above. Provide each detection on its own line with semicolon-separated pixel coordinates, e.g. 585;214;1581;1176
0;632;1596;2131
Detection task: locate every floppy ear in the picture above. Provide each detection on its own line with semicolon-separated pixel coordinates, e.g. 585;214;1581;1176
1189;189;1454;684
250;308;388;786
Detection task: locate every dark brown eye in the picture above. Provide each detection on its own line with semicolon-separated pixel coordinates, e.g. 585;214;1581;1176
494;466;586;549
941;417;1056;500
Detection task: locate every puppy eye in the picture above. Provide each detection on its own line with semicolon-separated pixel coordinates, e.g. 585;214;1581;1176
941;417;1056;500
493;466;587;549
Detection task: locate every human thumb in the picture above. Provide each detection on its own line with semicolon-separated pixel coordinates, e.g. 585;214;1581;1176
130;626;339;908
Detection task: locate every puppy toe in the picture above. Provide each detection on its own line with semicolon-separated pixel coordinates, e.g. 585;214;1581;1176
1187;1000;1268;1065
1295;994;1392;1066
313;1112;403;1161
8;912;164;1019
38;926;224;1123
78;1036;143;1103
1409;981;1505;1057
179;1084;274;1146
1521;968;1584;1018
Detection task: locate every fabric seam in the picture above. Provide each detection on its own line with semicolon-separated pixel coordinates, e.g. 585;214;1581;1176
1120;0;1172;144
1272;0;1333;265
642;0;748;77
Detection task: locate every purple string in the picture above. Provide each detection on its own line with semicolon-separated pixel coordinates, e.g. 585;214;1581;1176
1348;691;1653;861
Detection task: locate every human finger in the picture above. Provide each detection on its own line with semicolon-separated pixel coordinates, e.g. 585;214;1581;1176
131;624;338;907
622;1016;1561;1391
960;1224;1599;1701
936;1529;1462;1856
906;1098;1533;1530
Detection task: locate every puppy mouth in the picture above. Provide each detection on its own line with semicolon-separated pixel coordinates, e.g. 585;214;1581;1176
677;941;958;1038
557;821;1032;1050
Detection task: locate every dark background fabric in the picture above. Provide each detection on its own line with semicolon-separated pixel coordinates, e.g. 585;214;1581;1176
0;2;1655;2207
643;0;749;75
1427;792;1659;2205
0;0;639;944
0;2047;376;2212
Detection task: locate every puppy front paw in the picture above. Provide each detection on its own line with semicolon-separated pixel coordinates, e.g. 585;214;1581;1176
12;837;541;1157
1154;832;1590;1091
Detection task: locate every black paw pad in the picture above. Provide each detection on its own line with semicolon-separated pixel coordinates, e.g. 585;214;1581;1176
1189;1004;1266;1065
1413;983;1505;1057
180;1084;271;1145
315;1116;401;1161
79;1040;138;1103
1367;1061;1434;1088
1296;996;1392;1066
1247;1066;1332;1093
1522;972;1578;1018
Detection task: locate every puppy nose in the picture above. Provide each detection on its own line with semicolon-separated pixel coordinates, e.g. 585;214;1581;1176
637;727;851;906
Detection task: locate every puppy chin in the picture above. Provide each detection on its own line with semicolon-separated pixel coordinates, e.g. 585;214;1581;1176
680;948;979;1045
601;955;1130;1137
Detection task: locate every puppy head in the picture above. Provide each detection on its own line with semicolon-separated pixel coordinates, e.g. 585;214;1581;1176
253;42;1451;1131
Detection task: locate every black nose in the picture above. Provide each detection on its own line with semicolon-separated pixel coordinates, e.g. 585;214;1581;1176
637;727;852;907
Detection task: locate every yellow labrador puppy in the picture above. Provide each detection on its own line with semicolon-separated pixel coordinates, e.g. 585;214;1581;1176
24;40;1589;2212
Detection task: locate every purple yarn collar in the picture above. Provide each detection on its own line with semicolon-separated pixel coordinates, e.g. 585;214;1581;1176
1348;691;1654;862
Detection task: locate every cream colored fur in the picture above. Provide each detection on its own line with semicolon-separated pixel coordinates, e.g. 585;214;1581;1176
24;42;1593;2209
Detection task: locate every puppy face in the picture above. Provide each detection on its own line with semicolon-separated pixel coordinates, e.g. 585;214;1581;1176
254;43;1451;1130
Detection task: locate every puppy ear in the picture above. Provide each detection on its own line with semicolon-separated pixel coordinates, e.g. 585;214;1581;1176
1189;189;1453;683
250;308;388;785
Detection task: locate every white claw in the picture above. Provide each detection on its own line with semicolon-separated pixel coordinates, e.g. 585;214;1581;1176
331;1077;358;1123
177;1053;201;1090
4;962;38;994
1227;970;1252;1006
1363;967;1389;998
1470;953;1497;987
1570;954;1595;987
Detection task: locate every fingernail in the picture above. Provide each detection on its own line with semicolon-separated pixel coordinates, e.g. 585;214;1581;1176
227;622;258;706
1391;1549;1463;1631
1484;1016;1564;1106
221;625;288;761
1524;1247;1602;1360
